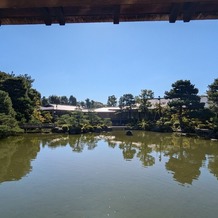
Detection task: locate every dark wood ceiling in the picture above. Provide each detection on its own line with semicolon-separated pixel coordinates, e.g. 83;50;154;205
1;0;218;25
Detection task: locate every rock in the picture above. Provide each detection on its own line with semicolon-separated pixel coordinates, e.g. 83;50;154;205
126;130;133;136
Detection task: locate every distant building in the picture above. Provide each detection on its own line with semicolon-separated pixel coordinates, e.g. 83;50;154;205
147;98;172;109
41;104;81;115
148;96;209;109
200;95;209;108
41;96;209;124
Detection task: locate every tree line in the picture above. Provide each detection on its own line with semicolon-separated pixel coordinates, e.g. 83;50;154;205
41;95;104;108
0;70;218;138
0;71;43;137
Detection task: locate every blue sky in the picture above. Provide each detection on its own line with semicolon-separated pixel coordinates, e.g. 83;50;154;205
1;20;218;103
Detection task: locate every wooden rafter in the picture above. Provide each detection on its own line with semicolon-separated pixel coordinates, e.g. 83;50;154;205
113;5;120;24
169;3;181;23
55;7;65;26
183;2;199;22
42;8;52;26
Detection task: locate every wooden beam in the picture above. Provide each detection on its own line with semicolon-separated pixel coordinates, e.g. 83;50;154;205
169;3;181;23
1;1;218;25
0;1;214;9
183;2;199;22
113;5;120;24
42;8;52;25
55;7;65;25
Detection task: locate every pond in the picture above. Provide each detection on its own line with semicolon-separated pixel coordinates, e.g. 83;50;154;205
0;131;218;218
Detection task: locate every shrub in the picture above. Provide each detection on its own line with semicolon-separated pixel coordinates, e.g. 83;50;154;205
62;124;69;133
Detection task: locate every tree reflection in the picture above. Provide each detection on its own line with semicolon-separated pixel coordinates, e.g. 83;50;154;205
46;136;69;148
0;136;40;183
207;144;218;178
137;144;155;167
106;131;155;165
165;136;207;185
1;131;218;186
68;134;100;152
102;131;218;184
122;143;137;160
68;135;85;152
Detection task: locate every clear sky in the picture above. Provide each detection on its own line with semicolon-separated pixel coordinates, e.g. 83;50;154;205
1;20;218;104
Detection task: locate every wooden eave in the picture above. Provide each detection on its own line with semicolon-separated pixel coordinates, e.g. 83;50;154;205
0;1;218;25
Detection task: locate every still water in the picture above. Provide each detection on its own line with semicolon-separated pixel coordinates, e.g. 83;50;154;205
1;131;218;218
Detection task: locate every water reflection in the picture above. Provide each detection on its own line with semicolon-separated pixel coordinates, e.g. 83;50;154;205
0;135;40;183
42;131;218;185
102;131;218;185
1;131;218;186
41;134;100;152
69;134;99;152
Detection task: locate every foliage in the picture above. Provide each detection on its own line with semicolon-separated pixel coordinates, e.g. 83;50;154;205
48;95;61;104
0;90;16;116
60;96;69;105
55;114;73;126
62;124;69;133
165;80;204;131
165;80;204;109
0;89;23;137
137;119;151;130
83;99;104;109
92;101;105;108
107;95;117;107
137;89;154;119
119;94;136;121
207;78;218;116
41;96;50;106
85;98;92;109
55;111;111;133
0;72;41;123
69;95;77;106
0;113;23;138
119;94;135;109
154;120;172;132
41;111;53;123
1;69;218;138
42;95;78;106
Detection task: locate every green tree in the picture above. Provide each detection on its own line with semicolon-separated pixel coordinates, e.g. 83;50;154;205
17;74;34;89
0;114;23;138
207;78;218;117
41;96;49;106
69;95;77;106
79;101;85;108
0;90;22;137
1;77;34;122
0;90;16;116
60;96;69;105
138;89;154;120
0;72;43;123
91;100;95;108
85;98;91;109
119;94;135;108
107;95;117;107
28;88;44;123
119;94;135;121
49;95;60;104
93;101;104;108
165;80;204;131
